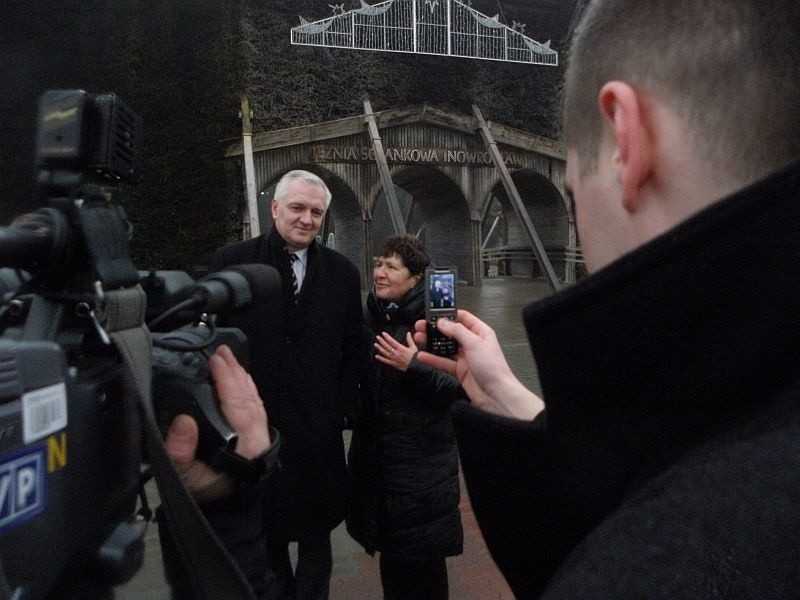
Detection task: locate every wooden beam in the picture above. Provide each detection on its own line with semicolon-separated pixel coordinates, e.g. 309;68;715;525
364;98;406;236
473;104;561;292
224;105;565;159
240;96;259;238
486;121;565;160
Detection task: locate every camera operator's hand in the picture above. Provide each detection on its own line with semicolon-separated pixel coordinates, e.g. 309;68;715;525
413;310;545;420
165;344;271;502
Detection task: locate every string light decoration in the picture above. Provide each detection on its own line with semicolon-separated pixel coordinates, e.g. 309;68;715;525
290;0;557;66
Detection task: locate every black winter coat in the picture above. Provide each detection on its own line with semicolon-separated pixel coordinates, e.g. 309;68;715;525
346;282;464;559
214;227;363;538
454;161;800;598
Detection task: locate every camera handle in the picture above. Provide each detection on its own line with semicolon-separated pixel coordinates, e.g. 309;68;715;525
101;286;258;600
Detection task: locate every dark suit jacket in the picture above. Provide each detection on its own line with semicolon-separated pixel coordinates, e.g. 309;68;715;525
214;227;364;537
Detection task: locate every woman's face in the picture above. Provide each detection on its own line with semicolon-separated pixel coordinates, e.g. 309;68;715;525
373;253;417;302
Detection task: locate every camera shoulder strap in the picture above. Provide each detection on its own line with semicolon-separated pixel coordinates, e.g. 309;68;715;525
100;286;257;600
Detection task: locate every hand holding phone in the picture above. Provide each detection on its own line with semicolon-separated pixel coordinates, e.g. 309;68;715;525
424;267;459;356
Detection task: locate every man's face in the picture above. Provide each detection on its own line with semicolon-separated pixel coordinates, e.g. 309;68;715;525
271;179;327;252
565;147;625;273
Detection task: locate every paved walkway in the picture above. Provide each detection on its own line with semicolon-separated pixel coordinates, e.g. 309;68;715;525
329;470;514;600
118;278;554;599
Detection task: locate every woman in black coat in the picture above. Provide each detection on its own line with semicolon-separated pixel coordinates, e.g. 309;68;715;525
346;235;465;600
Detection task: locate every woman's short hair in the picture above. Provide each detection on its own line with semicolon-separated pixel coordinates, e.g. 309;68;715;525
378;235;431;276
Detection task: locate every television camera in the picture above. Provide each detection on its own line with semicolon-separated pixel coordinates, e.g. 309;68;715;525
0;90;277;599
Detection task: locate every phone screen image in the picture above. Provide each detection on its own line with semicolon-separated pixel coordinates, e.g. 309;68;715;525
425;267;458;356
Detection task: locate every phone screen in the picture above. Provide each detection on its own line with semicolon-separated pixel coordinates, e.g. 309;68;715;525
424;267;458;356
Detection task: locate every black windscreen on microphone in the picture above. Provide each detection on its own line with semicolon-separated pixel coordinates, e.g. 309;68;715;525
195;263;282;312
145;263;282;331
229;263;283;303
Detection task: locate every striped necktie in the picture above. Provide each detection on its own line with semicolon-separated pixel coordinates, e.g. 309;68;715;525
289;253;300;300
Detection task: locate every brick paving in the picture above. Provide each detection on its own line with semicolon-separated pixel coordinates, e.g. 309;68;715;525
330;473;514;599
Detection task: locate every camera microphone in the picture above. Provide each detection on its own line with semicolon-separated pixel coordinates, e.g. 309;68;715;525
190;263;281;313
146;263;281;331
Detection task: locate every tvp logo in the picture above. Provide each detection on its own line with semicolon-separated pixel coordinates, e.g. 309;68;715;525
0;445;46;531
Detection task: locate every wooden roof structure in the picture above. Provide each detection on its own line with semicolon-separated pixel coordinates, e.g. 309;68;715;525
224;104;564;160
225;103;575;288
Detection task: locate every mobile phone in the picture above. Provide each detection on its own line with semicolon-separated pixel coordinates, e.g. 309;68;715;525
424;267;458;357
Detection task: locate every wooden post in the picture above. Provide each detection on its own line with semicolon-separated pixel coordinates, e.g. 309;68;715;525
566;198;577;284
240;96;259;239
472;104;561;291
363;97;407;236
363;217;373;291
482;214;501;250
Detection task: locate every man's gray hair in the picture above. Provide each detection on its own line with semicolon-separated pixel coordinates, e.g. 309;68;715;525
561;0;800;183
274;170;332;209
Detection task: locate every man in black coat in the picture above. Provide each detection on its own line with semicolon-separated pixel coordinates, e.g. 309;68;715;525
214;169;363;599
415;0;800;597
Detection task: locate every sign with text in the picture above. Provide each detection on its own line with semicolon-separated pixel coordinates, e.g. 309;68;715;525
310;145;525;168
0;445;46;532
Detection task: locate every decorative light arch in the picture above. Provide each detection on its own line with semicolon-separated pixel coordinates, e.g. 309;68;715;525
291;0;558;66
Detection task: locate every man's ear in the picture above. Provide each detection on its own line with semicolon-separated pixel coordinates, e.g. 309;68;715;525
598;81;653;213
271;199;278;218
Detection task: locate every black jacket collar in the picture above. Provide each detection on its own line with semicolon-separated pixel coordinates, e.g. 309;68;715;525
266;227;320;305
265;226;318;262
367;281;426;329
523;161;800;495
